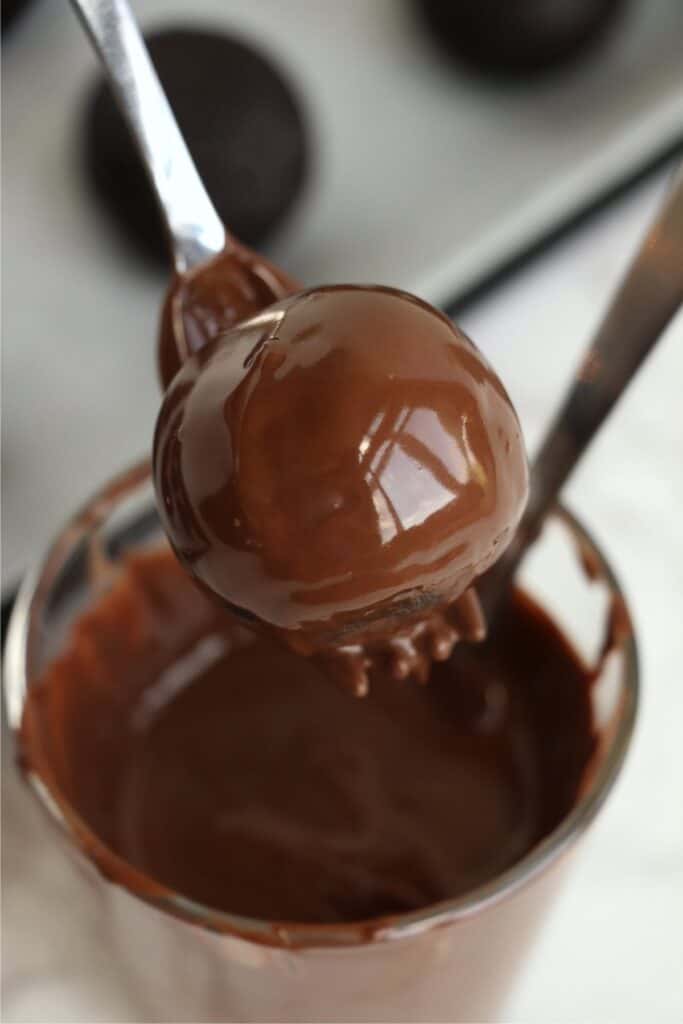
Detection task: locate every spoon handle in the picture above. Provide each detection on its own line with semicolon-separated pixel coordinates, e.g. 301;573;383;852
71;0;226;272
484;164;683;610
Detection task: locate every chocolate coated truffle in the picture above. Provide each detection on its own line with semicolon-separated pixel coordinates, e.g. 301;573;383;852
154;286;528;661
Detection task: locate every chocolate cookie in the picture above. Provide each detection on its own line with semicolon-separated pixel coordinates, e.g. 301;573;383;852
83;27;309;264
415;0;627;77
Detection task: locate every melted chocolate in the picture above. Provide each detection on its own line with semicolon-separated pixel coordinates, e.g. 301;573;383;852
158;241;298;388
21;549;595;925
154;286;528;691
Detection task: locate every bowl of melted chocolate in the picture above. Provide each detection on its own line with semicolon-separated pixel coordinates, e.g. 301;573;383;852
7;458;637;1022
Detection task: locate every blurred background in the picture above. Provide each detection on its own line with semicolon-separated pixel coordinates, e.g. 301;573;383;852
3;0;683;589
2;1;683;1021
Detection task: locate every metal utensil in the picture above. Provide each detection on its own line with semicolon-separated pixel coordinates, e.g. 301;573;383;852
482;164;683;614
71;0;225;273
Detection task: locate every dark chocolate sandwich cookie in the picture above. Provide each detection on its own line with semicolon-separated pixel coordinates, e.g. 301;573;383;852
415;0;627;78
83;27;309;264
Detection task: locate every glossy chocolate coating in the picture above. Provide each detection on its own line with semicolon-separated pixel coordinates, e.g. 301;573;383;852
21;548;596;925
154;286;528;685
157;241;298;389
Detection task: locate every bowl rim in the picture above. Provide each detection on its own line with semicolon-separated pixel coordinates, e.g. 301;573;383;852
3;459;639;949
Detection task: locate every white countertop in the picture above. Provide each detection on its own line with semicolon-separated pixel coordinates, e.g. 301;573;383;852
3;3;683;1021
